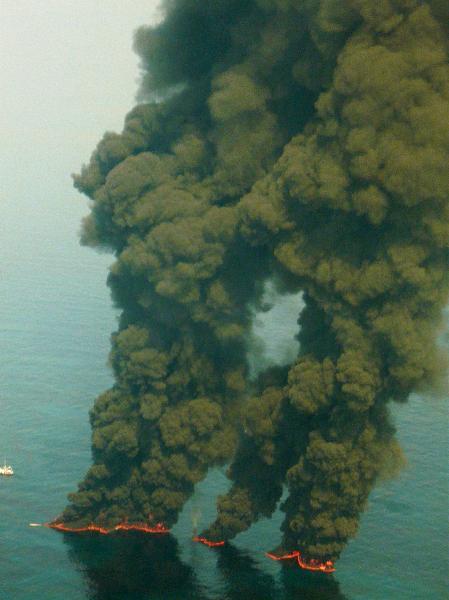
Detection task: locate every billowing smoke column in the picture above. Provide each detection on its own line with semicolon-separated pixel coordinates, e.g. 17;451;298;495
63;0;449;565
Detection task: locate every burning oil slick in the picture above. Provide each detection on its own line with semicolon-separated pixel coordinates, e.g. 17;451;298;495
46;519;169;535
63;0;449;567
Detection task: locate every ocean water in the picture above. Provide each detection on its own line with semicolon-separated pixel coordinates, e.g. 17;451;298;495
0;193;448;600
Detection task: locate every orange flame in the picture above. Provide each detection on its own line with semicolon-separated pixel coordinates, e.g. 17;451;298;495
266;550;300;561
266;550;335;573
45;522;109;535
192;536;225;547
45;519;169;536
113;521;169;534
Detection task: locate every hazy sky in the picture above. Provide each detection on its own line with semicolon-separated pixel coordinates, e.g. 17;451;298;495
1;1;160;230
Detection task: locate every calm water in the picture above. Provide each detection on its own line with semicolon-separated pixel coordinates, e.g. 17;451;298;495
0;193;447;600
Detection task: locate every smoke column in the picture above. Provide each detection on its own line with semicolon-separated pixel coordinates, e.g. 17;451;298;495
64;0;449;564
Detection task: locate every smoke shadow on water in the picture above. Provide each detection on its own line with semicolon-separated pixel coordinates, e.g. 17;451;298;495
63;533;208;600
63;531;349;600
280;565;349;600
215;544;279;599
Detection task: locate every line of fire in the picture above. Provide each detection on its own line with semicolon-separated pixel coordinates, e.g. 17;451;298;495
45;520;169;535
43;523;335;573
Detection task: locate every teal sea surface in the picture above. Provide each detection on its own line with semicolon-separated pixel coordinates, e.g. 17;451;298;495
0;193;447;600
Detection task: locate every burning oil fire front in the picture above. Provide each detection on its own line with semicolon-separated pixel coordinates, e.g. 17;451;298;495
44;521;335;574
266;550;335;574
46;520;169;535
192;536;225;547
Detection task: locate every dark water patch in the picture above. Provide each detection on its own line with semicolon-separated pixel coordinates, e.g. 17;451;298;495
63;532;349;600
65;534;206;600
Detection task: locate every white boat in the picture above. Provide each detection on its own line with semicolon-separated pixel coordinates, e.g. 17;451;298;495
0;460;14;476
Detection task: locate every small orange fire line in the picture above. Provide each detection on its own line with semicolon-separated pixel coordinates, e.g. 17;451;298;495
113;523;169;534
266;550;335;573
192;536;225;547
45;523;109;535
45;521;169;535
266;550;300;561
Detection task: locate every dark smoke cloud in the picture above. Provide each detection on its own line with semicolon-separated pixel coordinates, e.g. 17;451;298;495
65;0;449;564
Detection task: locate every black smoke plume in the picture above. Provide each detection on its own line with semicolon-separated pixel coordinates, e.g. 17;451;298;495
64;0;449;564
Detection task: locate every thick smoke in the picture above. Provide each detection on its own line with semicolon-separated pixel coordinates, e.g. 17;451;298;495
65;0;449;564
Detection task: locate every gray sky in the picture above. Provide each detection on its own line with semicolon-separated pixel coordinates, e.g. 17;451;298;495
1;1;160;229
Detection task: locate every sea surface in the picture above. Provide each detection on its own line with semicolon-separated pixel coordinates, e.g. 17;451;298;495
0;193;447;600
